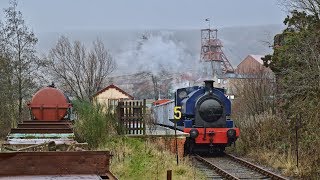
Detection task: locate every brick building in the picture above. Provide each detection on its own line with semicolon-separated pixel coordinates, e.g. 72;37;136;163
235;55;272;76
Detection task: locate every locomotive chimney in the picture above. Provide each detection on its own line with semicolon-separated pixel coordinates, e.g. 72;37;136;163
204;80;214;92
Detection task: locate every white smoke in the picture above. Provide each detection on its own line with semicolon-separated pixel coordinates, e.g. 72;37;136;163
115;31;196;75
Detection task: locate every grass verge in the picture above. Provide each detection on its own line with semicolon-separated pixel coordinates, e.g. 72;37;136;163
99;136;206;180
73;101;205;179
231;110;320;178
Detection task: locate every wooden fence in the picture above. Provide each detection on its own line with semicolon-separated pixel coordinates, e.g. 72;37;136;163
117;99;146;135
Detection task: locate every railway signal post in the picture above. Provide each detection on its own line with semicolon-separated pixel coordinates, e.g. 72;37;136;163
170;106;182;165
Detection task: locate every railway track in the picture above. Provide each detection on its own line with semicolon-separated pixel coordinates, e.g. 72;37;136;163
194;153;288;180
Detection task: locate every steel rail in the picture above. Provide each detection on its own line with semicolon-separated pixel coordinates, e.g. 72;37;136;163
194;155;240;180
225;154;288;180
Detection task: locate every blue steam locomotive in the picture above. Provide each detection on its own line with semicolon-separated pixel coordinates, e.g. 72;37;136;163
153;80;240;154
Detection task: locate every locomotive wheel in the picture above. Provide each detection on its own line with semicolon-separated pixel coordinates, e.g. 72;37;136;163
218;147;225;155
219;147;225;152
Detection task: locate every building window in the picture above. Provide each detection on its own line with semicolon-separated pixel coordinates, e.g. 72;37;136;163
229;95;235;100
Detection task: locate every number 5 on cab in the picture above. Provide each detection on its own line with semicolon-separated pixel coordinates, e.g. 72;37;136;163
174;106;182;120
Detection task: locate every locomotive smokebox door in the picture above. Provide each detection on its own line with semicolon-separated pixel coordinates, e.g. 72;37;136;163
192;80;227;127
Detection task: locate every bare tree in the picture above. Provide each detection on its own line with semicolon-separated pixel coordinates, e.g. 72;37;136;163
0;0;40;121
157;68;174;99
280;0;320;18
138;68;173;100
232;69;275;117
47;36;116;101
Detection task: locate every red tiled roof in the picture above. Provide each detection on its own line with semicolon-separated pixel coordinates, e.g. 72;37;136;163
93;84;134;99
153;99;171;105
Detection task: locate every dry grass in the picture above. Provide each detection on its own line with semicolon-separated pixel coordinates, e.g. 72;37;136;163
99;137;205;180
232;109;320;179
246;148;300;177
72;101;204;179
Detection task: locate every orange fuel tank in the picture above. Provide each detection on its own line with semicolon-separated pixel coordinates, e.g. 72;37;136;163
28;87;71;121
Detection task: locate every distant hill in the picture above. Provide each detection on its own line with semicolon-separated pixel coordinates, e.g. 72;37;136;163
36;24;284;75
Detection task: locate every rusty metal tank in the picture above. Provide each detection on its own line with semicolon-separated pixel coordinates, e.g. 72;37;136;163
28;87;71;121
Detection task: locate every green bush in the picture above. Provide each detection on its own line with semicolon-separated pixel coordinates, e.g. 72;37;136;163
73;100;119;148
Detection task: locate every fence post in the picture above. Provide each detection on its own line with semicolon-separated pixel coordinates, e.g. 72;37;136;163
166;170;172;180
143;99;146;135
117;101;124;135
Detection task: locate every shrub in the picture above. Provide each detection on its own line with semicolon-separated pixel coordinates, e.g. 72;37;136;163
232;107;320;178
73;100;118;148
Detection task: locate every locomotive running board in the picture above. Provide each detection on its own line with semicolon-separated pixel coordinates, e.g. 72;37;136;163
0;151;117;179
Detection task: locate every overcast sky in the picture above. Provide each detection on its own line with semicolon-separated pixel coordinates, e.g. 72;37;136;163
0;0;287;32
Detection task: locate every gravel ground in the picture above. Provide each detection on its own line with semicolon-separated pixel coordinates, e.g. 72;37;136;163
229;153;293;179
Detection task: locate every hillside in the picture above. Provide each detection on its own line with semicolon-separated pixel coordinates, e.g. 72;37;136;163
36;24;284;75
